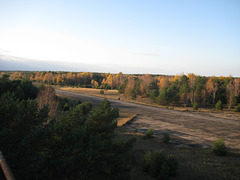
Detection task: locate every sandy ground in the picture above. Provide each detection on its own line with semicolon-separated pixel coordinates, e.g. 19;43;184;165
55;89;240;150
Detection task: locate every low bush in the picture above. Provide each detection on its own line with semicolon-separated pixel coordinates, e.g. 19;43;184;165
234;104;240;112
146;129;154;138
162;132;170;144
143;151;178;178
212;138;227;156
100;89;104;94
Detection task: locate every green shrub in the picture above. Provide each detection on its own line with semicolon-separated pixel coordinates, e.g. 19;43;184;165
212;138;227;156
192;102;198;110
215;100;223;111
157;87;169;106
146;129;154;138
234;104;240;112
143;151;178;178
100;89;104;94
162;132;170;144
118;97;120;100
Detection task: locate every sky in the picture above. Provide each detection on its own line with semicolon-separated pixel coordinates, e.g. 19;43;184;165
0;0;239;76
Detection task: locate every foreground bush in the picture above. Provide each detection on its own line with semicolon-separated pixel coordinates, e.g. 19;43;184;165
212;138;227;156
143;151;178;178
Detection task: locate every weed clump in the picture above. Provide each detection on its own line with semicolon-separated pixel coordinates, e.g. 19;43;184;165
212;138;227;156
100;89;104;94
143;151;178;178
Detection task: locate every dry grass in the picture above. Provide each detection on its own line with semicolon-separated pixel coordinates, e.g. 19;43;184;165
117;110;137;127
59;87;119;99
57;94;78;101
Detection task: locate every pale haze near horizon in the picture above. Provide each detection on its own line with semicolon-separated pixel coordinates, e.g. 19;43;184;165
0;0;239;77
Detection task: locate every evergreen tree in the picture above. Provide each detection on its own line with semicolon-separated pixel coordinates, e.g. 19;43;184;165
157;87;169;105
179;75;190;104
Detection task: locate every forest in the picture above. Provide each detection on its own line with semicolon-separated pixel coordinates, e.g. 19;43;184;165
2;71;240;109
0;75;136;179
0;74;179;179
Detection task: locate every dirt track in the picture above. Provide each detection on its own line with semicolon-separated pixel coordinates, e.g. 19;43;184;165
56;89;240;150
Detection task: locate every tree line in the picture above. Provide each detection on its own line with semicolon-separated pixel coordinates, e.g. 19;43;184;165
1;71;240;108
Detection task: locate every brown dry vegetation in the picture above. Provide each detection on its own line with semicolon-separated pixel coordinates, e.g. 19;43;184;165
117;110;137;127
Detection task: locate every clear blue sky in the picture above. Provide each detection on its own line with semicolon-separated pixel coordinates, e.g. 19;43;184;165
0;0;239;76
